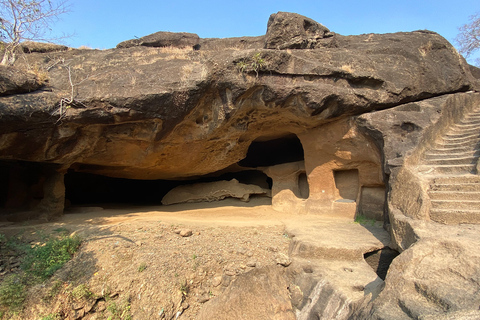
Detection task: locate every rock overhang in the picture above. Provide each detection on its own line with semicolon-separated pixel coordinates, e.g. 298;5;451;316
0;12;477;182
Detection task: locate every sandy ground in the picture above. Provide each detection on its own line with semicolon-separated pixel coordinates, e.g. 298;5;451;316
0;198;299;319
0;198;390;319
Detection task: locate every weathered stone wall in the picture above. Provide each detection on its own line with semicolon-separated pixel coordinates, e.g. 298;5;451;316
299;118;384;218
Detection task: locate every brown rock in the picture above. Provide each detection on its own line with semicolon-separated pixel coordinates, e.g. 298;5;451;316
354;236;480;319
265;12;332;49
179;229;193;237
275;253;292;267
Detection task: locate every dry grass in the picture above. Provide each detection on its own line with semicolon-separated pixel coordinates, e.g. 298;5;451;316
28;63;49;84
181;64;194;83
419;41;433;57
158;46;193;54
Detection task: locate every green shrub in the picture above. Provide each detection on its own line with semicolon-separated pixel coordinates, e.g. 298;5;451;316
22;235;81;280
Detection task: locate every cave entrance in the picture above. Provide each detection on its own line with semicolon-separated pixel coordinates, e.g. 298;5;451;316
238;134;304;168
64;169;272;208
0;160;46;217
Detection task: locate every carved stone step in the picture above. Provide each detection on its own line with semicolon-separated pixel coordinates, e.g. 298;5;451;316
430;208;480;224
428;191;480;200
431;200;480;210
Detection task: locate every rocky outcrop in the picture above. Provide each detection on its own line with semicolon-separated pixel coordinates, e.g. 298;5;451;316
20;41;69;53
353;226;480;319
116;31;200;49
265;12;333;49
0;26;474;181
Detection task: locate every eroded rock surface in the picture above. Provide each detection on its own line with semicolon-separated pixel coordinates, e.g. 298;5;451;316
197;266;296;320
161;179;269;205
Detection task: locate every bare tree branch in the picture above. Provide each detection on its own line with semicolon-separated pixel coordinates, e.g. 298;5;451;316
456;13;480;65
0;0;70;65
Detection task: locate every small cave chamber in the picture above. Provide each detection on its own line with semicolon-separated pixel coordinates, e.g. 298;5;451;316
297;172;309;199
238;133;309;212
238;134;305;168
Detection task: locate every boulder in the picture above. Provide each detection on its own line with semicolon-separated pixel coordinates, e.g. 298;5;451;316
353;234;480;319
116;31;200;49
161;179;269;205
21;41;69;53
265;12;333;49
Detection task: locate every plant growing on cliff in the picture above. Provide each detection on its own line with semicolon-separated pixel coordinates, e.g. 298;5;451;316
456;12;480;66
236;52;266;77
0;0;70;65
251;52;265;77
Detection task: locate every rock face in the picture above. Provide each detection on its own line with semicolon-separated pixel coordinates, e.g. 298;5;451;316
161;179;269;205
0;11;480;320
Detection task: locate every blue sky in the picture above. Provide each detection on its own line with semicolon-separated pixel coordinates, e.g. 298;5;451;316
52;0;480;63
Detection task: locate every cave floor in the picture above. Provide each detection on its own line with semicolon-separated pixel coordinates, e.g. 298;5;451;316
0;198;390;319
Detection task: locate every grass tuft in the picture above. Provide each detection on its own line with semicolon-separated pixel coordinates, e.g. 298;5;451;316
22;235;81;280
354;215;377;226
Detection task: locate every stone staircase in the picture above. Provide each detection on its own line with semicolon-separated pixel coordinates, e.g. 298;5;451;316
419;107;480;224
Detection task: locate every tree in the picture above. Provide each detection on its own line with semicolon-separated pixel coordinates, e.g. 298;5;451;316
0;0;70;65
456;13;480;66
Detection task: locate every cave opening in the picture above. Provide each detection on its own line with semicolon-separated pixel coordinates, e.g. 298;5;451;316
238;134;305;168
0;160;45;216
64;169;272;207
298;172;309;199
